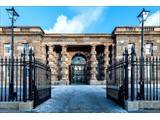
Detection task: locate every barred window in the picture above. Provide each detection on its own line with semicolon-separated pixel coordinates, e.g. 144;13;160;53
4;44;11;57
22;43;30;54
145;43;153;55
127;43;135;54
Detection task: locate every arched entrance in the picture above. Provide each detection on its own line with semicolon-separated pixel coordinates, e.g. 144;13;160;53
70;53;87;84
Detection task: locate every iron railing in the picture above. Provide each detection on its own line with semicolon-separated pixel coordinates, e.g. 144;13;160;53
33;58;51;107
0;49;51;108
107;47;160;105
127;56;160;101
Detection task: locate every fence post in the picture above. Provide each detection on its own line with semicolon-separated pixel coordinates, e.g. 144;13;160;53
131;46;135;101
33;53;37;108
140;51;145;100
22;49;27;102
29;49;33;100
124;48;129;100
9;57;15;101
49;67;52;98
1;57;3;101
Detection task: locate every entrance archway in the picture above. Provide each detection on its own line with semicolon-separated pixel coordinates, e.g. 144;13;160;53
70;53;87;84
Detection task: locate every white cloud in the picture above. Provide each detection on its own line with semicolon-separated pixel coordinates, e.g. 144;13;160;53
144;10;160;26
44;7;104;33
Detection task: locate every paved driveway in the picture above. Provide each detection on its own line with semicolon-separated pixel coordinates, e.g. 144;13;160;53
33;85;127;113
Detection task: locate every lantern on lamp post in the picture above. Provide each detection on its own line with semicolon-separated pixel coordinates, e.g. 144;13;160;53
137;8;150;100
6;7;19;100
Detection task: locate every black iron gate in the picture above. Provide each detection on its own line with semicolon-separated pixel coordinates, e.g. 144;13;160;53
21;49;51;108
70;64;87;84
32;58;51;108
107;46;160;107
0;49;51;108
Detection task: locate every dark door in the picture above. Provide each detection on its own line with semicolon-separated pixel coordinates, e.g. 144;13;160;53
70;54;87;84
70;64;87;84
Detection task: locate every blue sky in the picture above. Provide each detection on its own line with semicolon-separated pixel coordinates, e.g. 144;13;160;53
0;6;160;33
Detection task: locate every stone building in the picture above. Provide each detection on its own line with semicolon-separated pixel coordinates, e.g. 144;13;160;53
0;26;160;85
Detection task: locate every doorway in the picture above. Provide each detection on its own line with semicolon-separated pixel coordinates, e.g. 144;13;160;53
70;54;87;84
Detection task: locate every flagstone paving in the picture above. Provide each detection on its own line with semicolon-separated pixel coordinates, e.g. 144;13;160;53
33;85;127;113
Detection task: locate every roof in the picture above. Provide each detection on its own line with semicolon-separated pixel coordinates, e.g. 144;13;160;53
112;26;160;34
0;26;160;36
0;26;45;35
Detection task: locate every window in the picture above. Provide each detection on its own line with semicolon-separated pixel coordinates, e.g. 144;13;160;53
72;56;86;65
22;43;30;54
145;43;153;55
4;44;11;57
127;43;135;54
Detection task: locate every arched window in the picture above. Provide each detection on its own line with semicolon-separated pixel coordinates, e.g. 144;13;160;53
72;55;86;65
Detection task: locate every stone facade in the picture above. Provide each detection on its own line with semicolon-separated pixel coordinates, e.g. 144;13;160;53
113;27;160;59
0;26;160;85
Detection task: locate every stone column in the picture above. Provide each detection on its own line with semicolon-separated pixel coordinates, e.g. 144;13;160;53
34;42;42;59
48;45;58;84
104;45;109;83
60;45;69;85
90;45;98;84
41;44;47;63
104;45;109;71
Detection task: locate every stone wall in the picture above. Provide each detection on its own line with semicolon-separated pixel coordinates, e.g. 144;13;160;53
114;27;160;59
0;26;159;85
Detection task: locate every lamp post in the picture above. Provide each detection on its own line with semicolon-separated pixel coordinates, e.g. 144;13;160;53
6;7;19;100
137;8;150;100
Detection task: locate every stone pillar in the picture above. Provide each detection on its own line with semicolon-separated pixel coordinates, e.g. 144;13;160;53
0;43;3;57
104;45;109;83
60;45;69;85
104;46;109;71
90;45;98;84
34;42;42;59
41;44;47;63
48;45;58;84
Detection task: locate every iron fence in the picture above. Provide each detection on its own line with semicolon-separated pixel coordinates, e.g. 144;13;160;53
107;47;160;106
106;57;126;105
33;58;51;107
128;56;160;101
0;49;51;108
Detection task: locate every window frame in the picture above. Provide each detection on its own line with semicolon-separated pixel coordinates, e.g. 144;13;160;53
145;43;153;55
127;43;135;54
4;43;11;57
22;43;30;54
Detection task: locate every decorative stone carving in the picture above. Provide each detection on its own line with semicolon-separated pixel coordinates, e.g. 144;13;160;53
60;45;69;84
48;45;58;84
90;45;98;84
104;45;109;69
103;45;109;82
